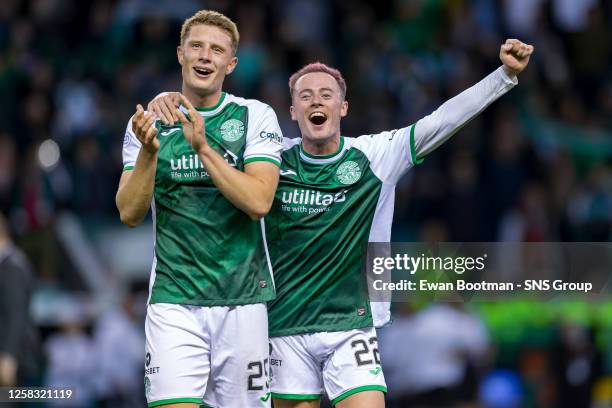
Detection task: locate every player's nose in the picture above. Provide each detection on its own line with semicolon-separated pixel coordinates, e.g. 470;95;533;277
198;46;213;61
311;96;323;106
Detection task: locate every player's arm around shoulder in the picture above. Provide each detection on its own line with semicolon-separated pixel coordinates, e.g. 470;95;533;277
116;105;159;227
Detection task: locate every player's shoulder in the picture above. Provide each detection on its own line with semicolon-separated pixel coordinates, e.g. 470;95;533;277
351;129;406;146
279;137;301;167
225;93;274;115
283;136;301;151
345;130;406;159
346;133;377;151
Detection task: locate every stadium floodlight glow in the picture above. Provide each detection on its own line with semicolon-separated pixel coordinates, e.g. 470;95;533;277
38;139;61;171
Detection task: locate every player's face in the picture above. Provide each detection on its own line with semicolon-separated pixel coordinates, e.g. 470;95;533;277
177;24;237;97
290;72;348;144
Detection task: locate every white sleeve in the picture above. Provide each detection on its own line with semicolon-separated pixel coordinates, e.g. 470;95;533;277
411;66;517;163
244;103;283;167
351;127;413;185
122;116;142;170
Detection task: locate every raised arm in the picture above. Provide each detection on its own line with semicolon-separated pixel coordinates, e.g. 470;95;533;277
116;105;159;227
410;39;534;163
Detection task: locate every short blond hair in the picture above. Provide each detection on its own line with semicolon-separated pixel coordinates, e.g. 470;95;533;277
180;10;239;54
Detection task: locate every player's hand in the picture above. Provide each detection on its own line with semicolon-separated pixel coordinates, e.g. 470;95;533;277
176;95;208;154
500;39;534;77
147;92;181;125
132;104;159;154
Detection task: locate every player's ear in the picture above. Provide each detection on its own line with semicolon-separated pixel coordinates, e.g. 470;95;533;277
340;100;348;118
177;46;184;66
290;105;297;121
226;56;238;75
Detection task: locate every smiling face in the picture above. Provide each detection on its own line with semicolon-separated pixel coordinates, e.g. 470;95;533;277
177;24;237;100
290;72;348;146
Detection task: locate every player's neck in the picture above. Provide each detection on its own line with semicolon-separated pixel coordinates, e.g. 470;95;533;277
302;135;341;157
181;86;223;110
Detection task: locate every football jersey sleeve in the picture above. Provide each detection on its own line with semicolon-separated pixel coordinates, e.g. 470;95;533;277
352;128;413;185
411;66;517;163
352;66;517;185
122;115;142;171
243;103;284;167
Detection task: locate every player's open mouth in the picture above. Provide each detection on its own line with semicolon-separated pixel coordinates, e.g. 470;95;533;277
193;66;213;78
308;111;327;126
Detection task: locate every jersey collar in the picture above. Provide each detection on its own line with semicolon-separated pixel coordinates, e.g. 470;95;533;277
299;137;346;164
179;92;228;118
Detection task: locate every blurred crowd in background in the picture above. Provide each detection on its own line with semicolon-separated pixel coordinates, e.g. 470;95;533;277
0;0;610;407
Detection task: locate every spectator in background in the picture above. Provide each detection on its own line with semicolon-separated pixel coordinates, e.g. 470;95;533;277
93;291;146;408
555;322;602;408
567;163;612;241
379;303;490;408
44;301;97;407
0;212;40;387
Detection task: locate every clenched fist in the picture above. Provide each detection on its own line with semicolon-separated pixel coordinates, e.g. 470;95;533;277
500;39;534;77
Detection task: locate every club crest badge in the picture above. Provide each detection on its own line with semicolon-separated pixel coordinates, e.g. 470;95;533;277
220;119;245;142
336;161;361;185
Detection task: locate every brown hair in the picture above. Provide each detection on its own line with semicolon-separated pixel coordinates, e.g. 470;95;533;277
180;10;239;54
289;62;347;99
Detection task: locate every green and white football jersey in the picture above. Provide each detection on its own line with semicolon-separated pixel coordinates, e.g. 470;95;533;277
122;92;283;306
266;66;517;336
265;132;413;337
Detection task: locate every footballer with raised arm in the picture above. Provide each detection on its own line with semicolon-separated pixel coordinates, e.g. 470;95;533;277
116;10;283;408
264;39;533;408
148;39;533;408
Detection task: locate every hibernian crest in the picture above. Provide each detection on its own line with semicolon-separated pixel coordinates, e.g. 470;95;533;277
219;119;245;142
336;161;361;185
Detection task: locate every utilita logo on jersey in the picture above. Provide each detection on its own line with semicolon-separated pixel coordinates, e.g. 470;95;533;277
170;152;237;179
280;188;349;215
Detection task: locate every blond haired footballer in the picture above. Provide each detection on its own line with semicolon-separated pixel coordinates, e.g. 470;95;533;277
116;10;283;408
